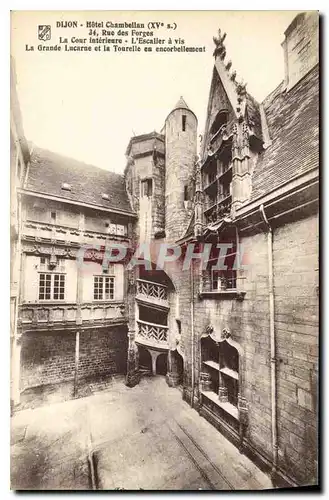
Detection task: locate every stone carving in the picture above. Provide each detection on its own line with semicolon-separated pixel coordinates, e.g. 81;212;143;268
225;60;232;71
218;386;228;402
222;328;231;339
213;29;227;59
236;81;247;96
200;372;212;391
205;324;214;336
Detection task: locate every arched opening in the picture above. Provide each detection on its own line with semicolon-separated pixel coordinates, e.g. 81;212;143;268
138;346;152;374
210;109;228;137
156;353;167;376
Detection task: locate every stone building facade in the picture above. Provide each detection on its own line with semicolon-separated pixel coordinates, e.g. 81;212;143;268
11;12;319;488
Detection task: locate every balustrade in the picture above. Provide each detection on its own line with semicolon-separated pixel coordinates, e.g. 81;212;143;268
136;319;169;347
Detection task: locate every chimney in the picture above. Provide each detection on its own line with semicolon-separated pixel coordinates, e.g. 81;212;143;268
282;11;319;91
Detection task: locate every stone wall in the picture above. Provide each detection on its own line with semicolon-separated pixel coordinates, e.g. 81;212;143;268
273;213;318;485
178;212;318;485
165;108;197;243
283;12;319;91
20;326;128;390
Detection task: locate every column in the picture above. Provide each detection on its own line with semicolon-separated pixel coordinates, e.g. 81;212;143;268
125;328;140;387
166;350;180;387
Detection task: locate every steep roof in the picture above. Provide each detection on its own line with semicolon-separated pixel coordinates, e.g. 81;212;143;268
25;147;134;214
248;64;319;203
173;96;190;111
165;96;197;124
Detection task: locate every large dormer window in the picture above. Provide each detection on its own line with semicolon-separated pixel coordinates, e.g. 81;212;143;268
210;109;228;138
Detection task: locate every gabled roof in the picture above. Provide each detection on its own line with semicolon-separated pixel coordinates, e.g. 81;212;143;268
25;147;134;214
201;54;263;161
248;64;319;203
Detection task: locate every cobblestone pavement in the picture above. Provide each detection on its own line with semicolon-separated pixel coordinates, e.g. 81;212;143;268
11;376;273;490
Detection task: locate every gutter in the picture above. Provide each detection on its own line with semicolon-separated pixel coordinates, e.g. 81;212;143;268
259;204;278;478
17;188;137;218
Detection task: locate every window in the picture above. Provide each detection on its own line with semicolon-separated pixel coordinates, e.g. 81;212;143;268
184;185;189;201
212;269;236;291
219;341;239;407
50;211;57;222
141;178;153;198
106;223;127;236
94;275;115;300
207;228;237;291
182;115;186;131
39;273;65;300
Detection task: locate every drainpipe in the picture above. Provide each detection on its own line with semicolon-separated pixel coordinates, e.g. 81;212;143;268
190;259;195;407
259;204;278;477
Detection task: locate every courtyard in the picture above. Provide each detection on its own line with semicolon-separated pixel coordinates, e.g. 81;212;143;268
11;376;273;490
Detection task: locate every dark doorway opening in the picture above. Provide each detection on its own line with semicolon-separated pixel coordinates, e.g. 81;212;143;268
156;353;167;376
138;346;152;374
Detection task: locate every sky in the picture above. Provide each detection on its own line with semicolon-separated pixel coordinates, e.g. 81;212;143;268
11;10;300;174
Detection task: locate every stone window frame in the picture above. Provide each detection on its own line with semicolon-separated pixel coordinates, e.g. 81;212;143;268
38;272;66;301
140;178;153;198
93;274;115;301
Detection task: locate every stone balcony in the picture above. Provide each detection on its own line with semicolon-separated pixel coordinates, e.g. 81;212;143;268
135;279;169;310
19;301;126;332
135;319;169;350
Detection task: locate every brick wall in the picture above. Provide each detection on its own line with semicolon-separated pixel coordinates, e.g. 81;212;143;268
79;326;128;378
20;326;128;390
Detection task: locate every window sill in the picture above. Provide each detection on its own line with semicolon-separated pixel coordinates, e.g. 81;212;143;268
92;300;117;303
201;390;239;420
198;290;246;300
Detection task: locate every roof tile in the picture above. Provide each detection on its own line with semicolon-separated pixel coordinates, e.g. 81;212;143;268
26;147;134;214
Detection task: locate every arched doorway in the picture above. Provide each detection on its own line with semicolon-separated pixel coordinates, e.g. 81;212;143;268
138;345;152;374
156;353;167;376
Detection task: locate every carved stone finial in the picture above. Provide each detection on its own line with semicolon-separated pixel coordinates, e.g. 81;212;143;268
230;70;237;82
213;28;227;58
237;81;247;96
225;60;232;71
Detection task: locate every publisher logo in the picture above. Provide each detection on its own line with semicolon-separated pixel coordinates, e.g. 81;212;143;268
38;25;51;41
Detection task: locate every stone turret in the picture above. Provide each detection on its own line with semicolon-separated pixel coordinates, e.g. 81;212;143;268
164;97;197;242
